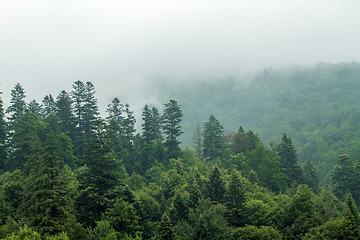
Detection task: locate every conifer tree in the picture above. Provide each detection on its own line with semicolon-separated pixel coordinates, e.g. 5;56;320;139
27;100;42;114
192;123;203;160
6;83;26;129
158;212;174;240
123;103;136;149
332;154;356;199
8;111;45;171
0;97;7;171
277;132;304;186
162;100;183;160
207;165;225;203
203;115;224;161
71;80;99;157
303;159;319;193
76;119;120;228
41;94;56;117
55;90;75;137
20;128;76;236
224;170;246;226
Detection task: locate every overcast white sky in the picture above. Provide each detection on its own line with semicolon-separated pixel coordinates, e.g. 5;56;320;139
1;0;360;113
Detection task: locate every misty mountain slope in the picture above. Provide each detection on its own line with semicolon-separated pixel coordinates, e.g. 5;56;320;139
150;62;360;181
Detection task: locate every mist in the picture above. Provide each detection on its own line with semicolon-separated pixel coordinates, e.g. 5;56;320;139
1;0;360;116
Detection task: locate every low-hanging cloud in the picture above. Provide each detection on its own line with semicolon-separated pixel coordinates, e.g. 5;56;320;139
1;0;360;115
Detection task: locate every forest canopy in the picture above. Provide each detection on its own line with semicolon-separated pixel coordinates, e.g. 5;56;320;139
0;62;360;239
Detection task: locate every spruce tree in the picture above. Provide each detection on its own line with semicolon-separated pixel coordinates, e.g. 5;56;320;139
27;100;42;114
6;83;26;129
41;94;56;117
71;80;99;157
20;130;76;236
76;119;120;228
207;165;225;203
303;159;319;193
192;123;203;160
332;154;356;199
158;212;174;240
55;90;75;137
0;97;7;171
277;132;304;186
8;111;45;171
203;115;224;161
162;100;183;160
224;170;246;227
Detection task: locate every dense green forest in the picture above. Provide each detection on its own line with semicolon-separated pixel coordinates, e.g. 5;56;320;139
150;62;360;184
0;63;360;239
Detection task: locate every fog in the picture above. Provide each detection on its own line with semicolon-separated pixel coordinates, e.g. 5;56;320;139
1;0;360;115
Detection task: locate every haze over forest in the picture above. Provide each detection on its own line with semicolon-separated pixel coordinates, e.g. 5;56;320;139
1;0;360;113
3;1;360;239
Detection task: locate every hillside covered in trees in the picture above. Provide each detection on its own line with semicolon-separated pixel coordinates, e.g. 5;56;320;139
0;63;360;239
150;62;360;183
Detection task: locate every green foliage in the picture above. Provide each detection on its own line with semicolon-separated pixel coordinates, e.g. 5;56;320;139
76;120;121;228
186;198;231;240
276;133;304;187
162;100;183;161
304;217;357;240
88;220;117;240
19;130;76;236
232;225;282;240
203;115;224;161
158;212;174;240
6;83;26;128
207;165;225;202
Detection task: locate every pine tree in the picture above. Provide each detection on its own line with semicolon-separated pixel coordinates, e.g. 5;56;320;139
303;159;319;193
151;107;162;141
55;90;75;137
207;165;225;203
8;111;45;171
277;132;304;186
41;94;56;117
162;100;183;160
332;154;356;199
76;119;120;228
123;103;136;149
0;97;7;171
27;100;42;114
224;170;246;227
158;212;174;240
192;123;203;160
6;83;26;129
71;80;99;157
20;130;76;236
203;115;224;161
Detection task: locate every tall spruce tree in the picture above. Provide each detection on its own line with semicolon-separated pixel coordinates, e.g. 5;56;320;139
27;100;42;114
8;111;45;171
0;97;7;171
41;94;56;117
207;165;225;203
20;129;76;236
277;132;304;186
162;100;183;160
6;83;26;129
192;123;203;160
224;170;246;227
76;119;120;228
203;115;224;161
332;154;356;200
303;159;319;193
55;90;75;136
71;80;99;157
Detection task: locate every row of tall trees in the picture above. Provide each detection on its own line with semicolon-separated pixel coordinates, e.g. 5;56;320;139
0;81;358;239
